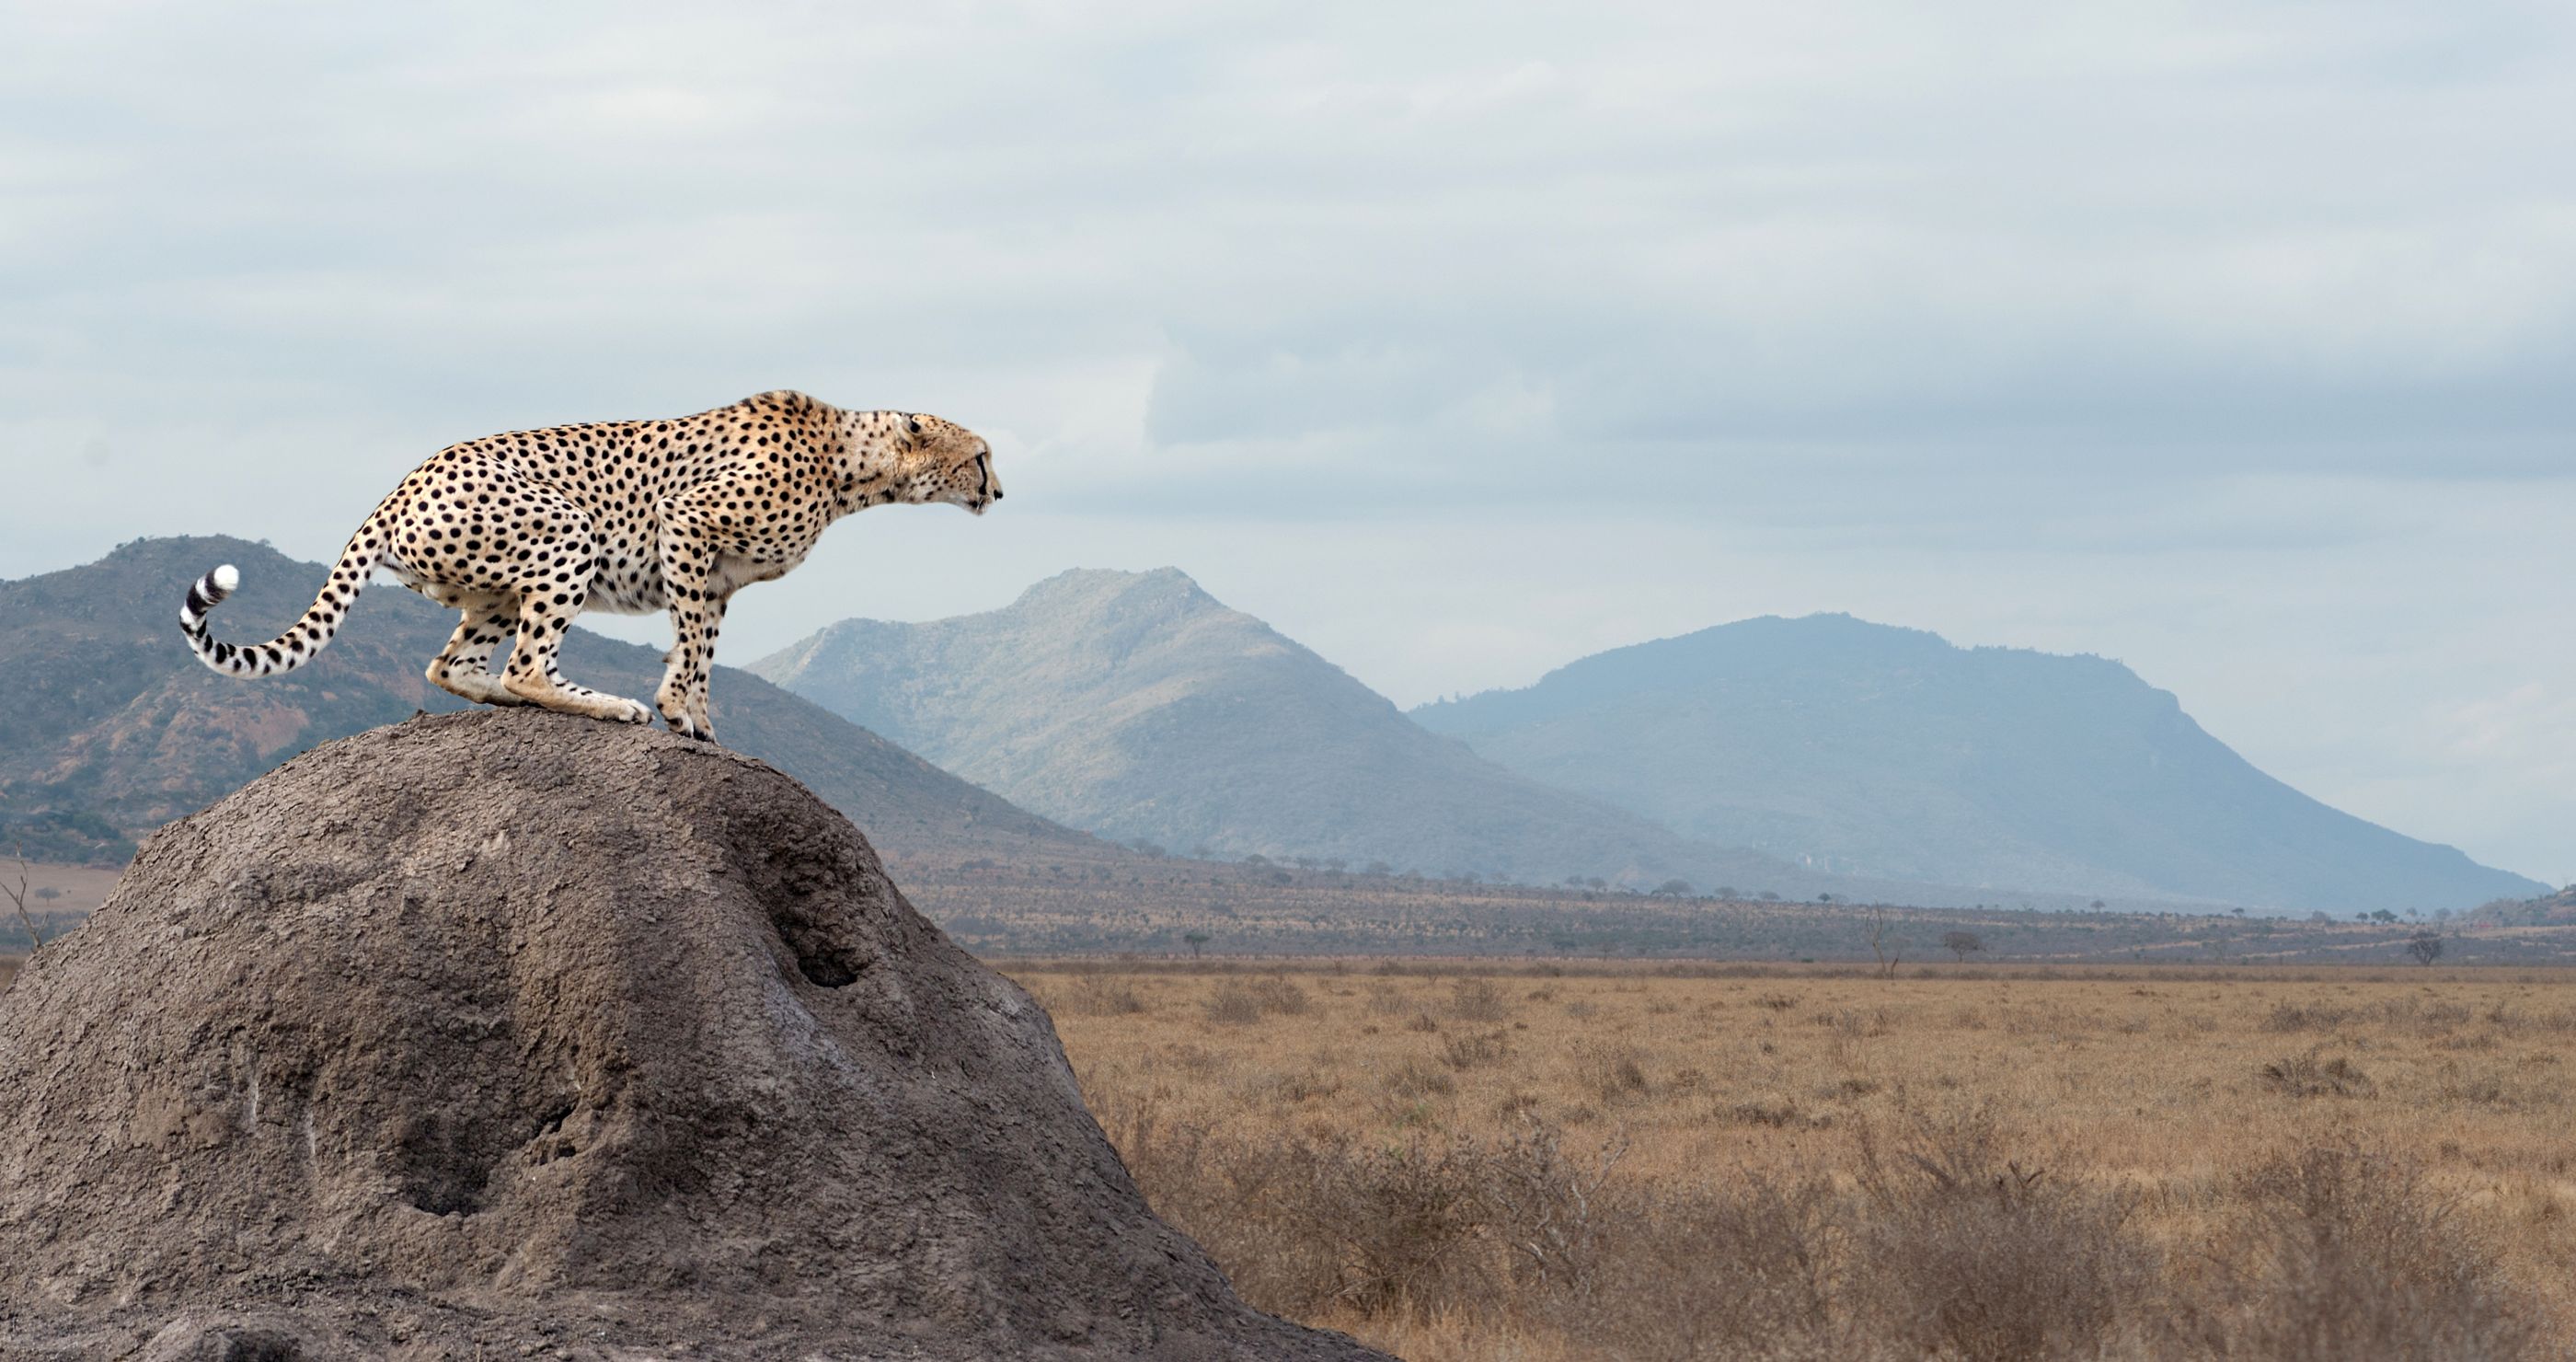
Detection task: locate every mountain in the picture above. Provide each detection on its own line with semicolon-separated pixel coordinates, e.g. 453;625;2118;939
1410;613;2547;914
0;536;1087;866
752;569;1827;895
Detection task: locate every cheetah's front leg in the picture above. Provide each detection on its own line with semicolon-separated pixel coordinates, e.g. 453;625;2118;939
653;501;728;743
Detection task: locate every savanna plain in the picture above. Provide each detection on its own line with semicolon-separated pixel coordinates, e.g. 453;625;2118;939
1009;960;2576;1361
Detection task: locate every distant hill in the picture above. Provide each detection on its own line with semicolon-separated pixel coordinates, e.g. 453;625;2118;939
752;569;1836;895
0;537;1088;866
1411;614;2548;914
2468;884;2576;929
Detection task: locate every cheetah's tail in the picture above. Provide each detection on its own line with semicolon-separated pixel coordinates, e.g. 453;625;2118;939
181;527;382;679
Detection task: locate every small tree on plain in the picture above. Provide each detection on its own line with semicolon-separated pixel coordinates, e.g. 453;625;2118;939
1182;931;1211;960
1865;906;1902;980
3;860;40;950
1940;929;1985;963
2405;931;2444;966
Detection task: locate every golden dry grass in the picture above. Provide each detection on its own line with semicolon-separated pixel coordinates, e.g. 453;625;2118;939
1011;961;2576;1359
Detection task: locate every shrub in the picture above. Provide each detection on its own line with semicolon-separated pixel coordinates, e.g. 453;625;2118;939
1203;983;1266;1025
1572;1041;1650;1103
2262;1000;2352;1033
1440;1030;1510;1071
2226;1142;2540;1361
2260;1049;2376;1099
1384;1060;1458;1102
1203;976;1310;1024
1846;1104;2164;1362
1448;976;1511;1022
1062;975;1147;1017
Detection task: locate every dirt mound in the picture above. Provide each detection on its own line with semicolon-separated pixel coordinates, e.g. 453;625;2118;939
0;709;1383;1361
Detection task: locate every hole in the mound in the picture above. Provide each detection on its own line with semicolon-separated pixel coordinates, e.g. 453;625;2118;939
536;1098;576;1135
797;952;859;988
768;901;867;988
403;1166;489;1217
737;837;876;989
213;1331;302;1362
523;1096;584;1165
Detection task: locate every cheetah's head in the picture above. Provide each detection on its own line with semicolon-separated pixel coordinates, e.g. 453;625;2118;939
893;413;1003;515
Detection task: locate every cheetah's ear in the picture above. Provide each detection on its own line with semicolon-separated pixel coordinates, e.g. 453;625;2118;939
905;415;922;435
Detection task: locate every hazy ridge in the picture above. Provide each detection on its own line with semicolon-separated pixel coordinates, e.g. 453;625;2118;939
1412;613;2547;913
754;569;1846;896
0;537;1089;866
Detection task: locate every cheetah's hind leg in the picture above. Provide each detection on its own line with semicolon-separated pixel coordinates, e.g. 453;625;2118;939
425;594;527;708
496;544;651;725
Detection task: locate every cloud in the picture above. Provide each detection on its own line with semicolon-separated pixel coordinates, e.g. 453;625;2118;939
0;0;2570;879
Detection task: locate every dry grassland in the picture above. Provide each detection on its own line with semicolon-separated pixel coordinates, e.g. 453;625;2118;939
1012;962;2576;1361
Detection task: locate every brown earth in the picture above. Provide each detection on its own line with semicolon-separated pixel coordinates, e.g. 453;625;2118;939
0;709;1379;1361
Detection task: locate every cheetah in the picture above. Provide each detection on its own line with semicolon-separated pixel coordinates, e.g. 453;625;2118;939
179;389;1000;743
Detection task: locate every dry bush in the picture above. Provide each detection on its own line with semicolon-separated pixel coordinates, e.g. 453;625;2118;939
2262;1000;2352;1033
2260;1049;2376;1099
1204;982;1267;1025
1571;1042;1650;1103
1565;1178;1846;1360
1716;1098;1830;1130
1204;975;1312;1025
1062;975;1148;1016
1248;975;1313;1015
1846;1104;2165;1362
1385;1060;1458;1102
1813;1007;1889;1037
2221;1142;2543;1361
1247;1069;1344;1106
1440;1030;1510;1071
1448;977;1511;1022
1109;1111;1502;1318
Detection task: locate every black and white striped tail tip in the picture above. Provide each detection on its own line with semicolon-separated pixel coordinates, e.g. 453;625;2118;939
180;564;240;628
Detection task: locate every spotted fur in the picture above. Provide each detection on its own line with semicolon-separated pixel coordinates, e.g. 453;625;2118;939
179;390;1001;742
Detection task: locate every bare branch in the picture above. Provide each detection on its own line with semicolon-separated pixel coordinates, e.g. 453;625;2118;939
4;859;40;951
1865;906;1903;981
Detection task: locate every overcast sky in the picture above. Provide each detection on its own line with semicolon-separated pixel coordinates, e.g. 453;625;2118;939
3;2;2570;885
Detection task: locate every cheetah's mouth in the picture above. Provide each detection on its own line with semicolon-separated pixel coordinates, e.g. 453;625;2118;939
965;452;1000;514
